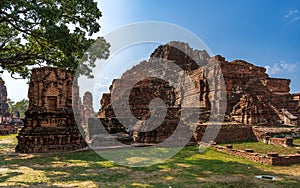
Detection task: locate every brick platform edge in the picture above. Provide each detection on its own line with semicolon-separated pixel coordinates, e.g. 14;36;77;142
211;144;300;166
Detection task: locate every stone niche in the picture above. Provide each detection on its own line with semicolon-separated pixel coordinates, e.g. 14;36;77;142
16;67;87;153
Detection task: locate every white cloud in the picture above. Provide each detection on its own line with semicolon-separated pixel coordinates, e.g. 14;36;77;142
285;9;300;23
265;62;297;75
285;9;299;18
291;16;300;23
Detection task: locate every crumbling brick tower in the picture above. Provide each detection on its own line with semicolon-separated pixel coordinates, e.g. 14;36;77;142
16;67;87;153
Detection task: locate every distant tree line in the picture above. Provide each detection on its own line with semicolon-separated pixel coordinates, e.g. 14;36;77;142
7;98;28;118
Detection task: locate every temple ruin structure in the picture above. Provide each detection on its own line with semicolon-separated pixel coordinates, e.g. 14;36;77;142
92;41;300;145
16;67;87;153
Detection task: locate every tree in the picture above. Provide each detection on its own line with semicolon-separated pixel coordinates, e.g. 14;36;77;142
0;0;110;78
7;98;15;114
13;99;29;118
7;98;29;118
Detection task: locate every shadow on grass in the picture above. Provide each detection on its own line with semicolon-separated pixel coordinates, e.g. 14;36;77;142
0;143;15;149
0;147;300;187
0;172;23;182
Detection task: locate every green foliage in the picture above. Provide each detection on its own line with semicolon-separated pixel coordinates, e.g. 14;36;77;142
292;138;300;146
0;0;110;78
7;98;28;118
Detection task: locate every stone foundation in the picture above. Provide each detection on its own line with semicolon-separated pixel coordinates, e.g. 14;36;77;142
16;127;85;153
253;126;299;145
212;145;300;165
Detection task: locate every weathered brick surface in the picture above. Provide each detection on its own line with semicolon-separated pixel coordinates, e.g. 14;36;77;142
269;137;293;147
263;78;290;94
292;93;300;107
15;67;87;153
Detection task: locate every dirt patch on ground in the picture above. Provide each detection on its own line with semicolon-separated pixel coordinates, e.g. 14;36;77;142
198;174;282;188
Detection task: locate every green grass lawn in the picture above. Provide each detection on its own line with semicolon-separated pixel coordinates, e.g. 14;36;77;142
293;138;300;146
0;135;300;187
220;141;299;155
0;134;18;154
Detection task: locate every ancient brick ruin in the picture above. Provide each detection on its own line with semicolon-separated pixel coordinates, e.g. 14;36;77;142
0;77;15;135
92;41;300;146
212;144;300;166
82;91;94;124
0;77;10;122
96;42;212;144
16;67;87;153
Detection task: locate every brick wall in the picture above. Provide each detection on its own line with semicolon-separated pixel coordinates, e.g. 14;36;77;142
194;123;257;144
263;78;290;94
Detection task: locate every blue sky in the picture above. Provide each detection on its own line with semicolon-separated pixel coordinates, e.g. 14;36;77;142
115;0;300;91
3;0;300;104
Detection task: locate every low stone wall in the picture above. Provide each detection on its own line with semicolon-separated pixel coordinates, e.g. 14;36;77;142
272;154;300;165
0;125;18;135
193;124;257;144
252;127;297;147
212;145;300;166
269;137;293;147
